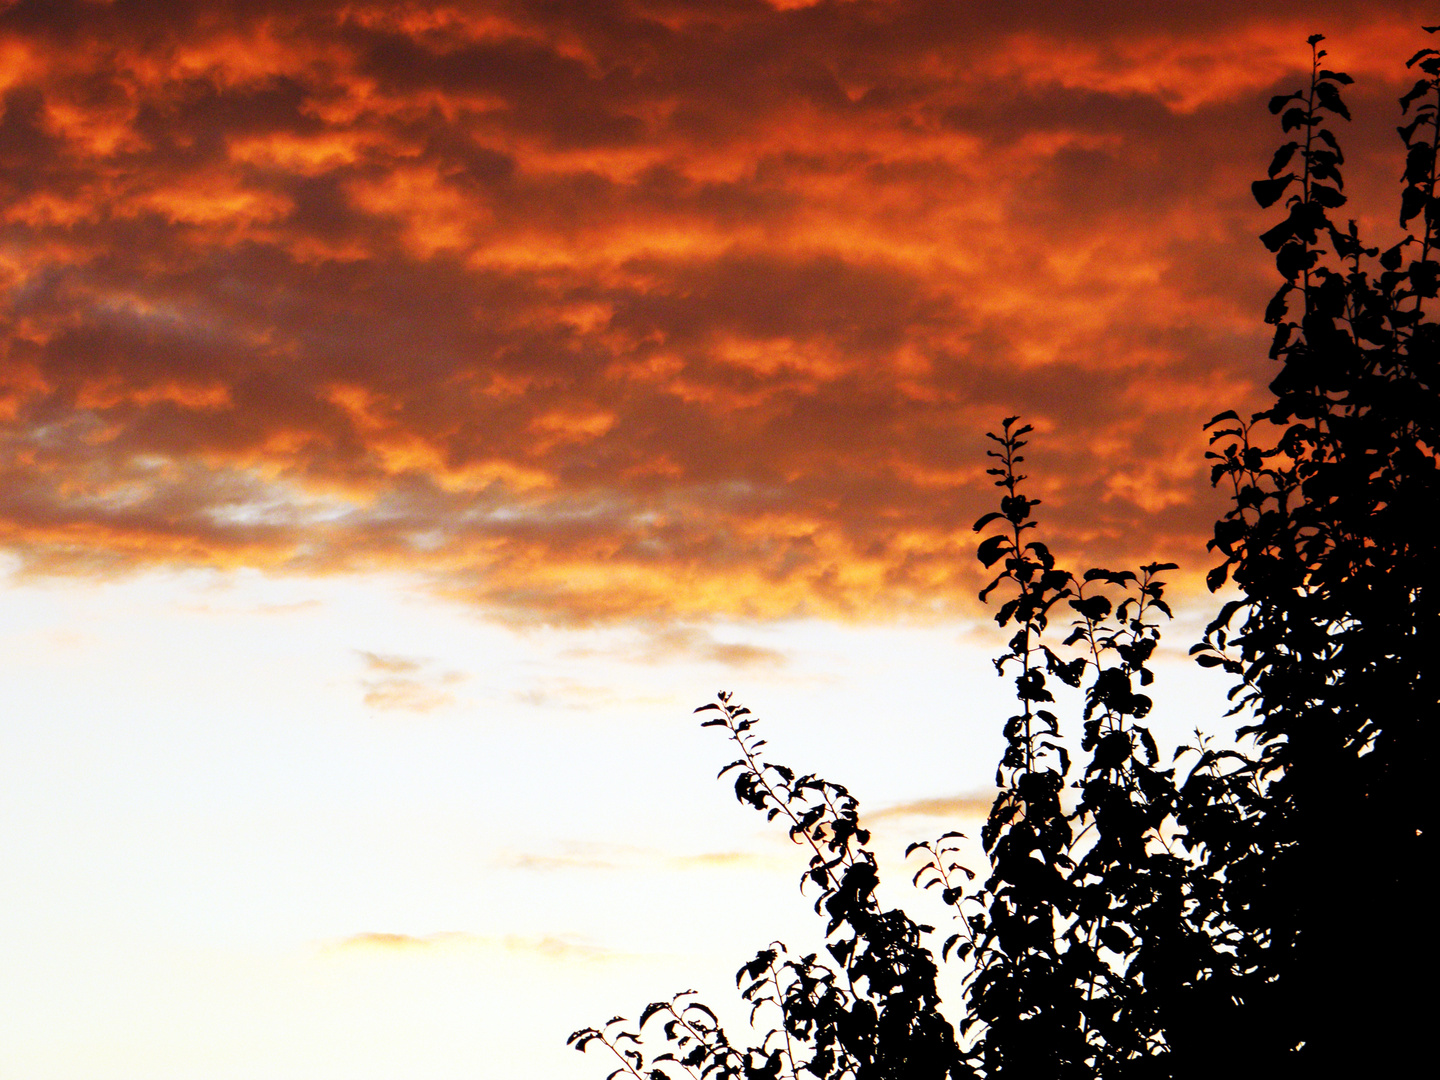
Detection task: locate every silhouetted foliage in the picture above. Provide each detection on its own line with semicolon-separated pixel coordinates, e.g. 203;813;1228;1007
571;30;1435;1080
1192;29;1439;1075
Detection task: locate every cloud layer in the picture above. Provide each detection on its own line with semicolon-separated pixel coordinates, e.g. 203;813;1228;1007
0;0;1427;622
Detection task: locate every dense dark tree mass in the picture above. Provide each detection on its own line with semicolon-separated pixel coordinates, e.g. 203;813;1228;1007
571;31;1436;1080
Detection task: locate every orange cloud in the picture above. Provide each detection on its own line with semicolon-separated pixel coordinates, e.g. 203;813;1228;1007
0;0;1428;624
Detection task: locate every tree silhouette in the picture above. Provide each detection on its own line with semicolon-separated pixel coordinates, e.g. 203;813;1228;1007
571;30;1436;1080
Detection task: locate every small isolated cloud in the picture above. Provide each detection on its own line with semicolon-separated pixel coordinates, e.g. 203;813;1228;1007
865;791;997;823
706;641;786;667
177;598;324;617
497;842;779;875
499;848;623;872
503;934;617;962
642;626;789;669
356;650;465;712
358;651;421;674
562;625;788;668
510;678;675;711
333;931;454;951
326;930;616;962
668;850;770;870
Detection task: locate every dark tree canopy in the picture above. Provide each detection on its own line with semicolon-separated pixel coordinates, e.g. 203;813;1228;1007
571;30;1437;1080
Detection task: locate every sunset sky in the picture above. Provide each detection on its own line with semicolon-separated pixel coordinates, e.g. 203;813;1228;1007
0;2;1427;1076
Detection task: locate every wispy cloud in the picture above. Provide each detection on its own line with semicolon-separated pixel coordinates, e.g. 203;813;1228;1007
356;649;465;711
635;625;788;668
496;842;779;874
326;930;617;961
358;651;422;675
865;792;997;823
509;678;675;711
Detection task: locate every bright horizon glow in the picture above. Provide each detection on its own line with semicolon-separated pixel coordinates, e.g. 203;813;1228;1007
0;563;1233;1078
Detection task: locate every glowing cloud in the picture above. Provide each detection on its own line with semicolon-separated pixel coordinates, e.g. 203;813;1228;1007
0;0;1425;622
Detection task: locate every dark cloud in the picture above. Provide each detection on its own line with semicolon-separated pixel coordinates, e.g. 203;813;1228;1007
0;0;1428;621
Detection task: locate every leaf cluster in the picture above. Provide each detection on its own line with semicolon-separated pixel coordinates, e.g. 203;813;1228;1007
568;993;743;1080
954;437;1254;1079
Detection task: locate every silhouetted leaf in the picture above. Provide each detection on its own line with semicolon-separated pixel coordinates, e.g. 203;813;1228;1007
1253;174;1296;208
1260;216;1296;252
1267;142;1300;178
973;511;1005;532
1206;562;1229;592
1411;260;1439;298
1314;81;1351;119
1405;142;1436;186
1401;184;1427;227
977;535;1011;568
1276;240;1315;279
1310;182;1346;208
1399;77;1432;111
1265;282;1294;323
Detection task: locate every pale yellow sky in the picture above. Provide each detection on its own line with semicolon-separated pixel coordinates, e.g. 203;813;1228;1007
0;563;1233;1078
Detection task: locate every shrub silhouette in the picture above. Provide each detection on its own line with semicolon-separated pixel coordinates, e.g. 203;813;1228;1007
571;30;1436;1080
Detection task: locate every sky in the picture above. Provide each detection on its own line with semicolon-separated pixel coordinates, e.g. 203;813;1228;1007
0;2;1428;1077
